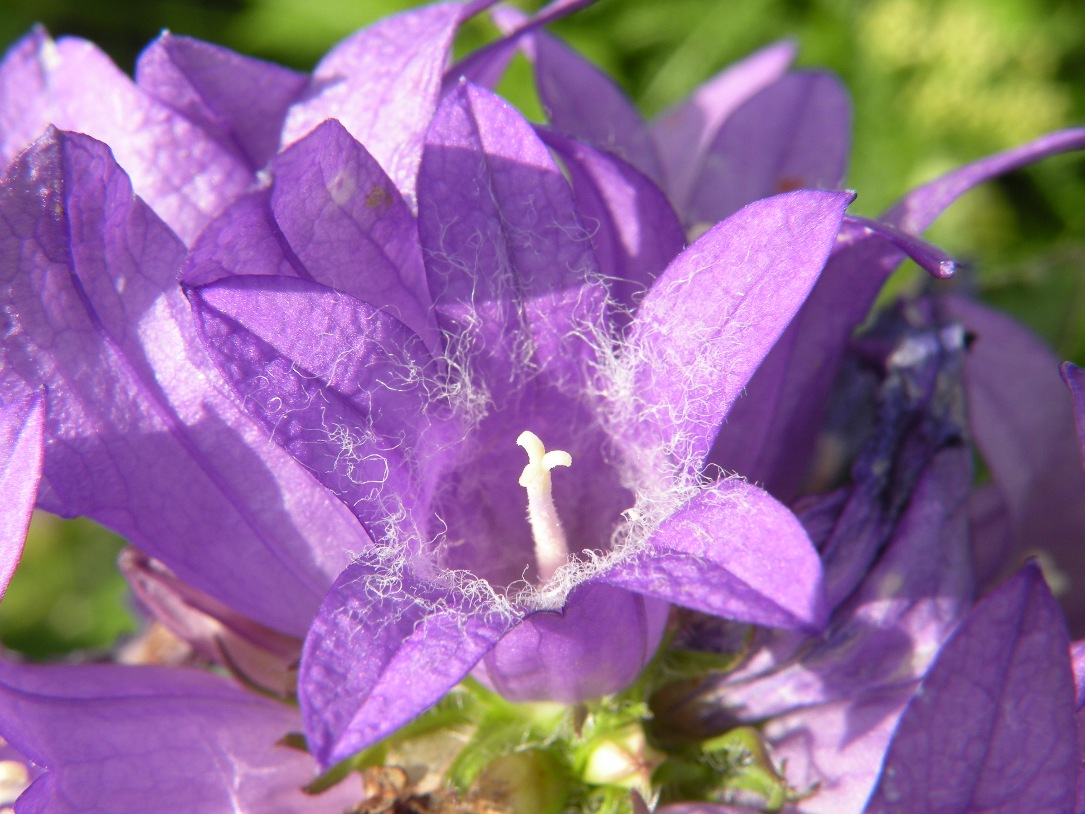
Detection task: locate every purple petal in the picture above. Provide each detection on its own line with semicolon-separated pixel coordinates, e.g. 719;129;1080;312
518;26;663;182
884;128;1085;234
0;130;364;635
418;81;606;398
451;0;596;91
843;215;957;278
536;127;685;330
477;582;669;703
184;121;438;355
628;190;852;466
269;119;441;351
1060;361;1085;470
185;274;446;533
650;41;796;214
0;392;44;600
865;564;1078;814
135;32;307;171
600;478;827;631
685;71;851;226
182;188;301;285
282;3;468;203
708;219;947;499
0;29;252;243
765;685;915;814
300;555;518;767
945;296;1085;633
0;662;354;813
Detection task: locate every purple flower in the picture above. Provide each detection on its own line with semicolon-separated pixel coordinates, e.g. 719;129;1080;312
2;2;1083;811
0;1;850;803
181;78;850;766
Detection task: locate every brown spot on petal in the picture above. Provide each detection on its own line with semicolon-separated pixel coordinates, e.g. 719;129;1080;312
775;176;806;193
365;186;393;211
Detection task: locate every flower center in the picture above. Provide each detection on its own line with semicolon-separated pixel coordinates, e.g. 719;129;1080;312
517;430;572;582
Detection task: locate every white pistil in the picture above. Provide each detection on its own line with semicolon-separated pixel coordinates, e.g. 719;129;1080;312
517;430;572;582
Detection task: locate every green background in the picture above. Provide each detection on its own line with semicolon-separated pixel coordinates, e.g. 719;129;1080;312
2;0;1084;658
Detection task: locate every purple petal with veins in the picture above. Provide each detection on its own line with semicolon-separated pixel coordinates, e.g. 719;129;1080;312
685;70;851;226
0;129;363;636
478;582;669;703
282;3;476;204
537;126;685;330
0;28;252;242
599;478;827;632
628;190;852;465
0;662;356;813
300;552;519;767
135;32;307;171
418;81;607;398
884;128;1085;234
865;564;1077;814
270;119;441;351
185;274;447;534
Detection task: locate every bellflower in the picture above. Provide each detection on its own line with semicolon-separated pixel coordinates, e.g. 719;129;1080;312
0;1;851;805
0;123;372;812
0;0;565;242
181;76;849;766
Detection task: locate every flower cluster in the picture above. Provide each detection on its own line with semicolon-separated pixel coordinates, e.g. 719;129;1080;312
1;2;1084;813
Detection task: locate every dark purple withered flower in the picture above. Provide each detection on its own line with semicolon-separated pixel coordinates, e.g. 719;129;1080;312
181;76;850;766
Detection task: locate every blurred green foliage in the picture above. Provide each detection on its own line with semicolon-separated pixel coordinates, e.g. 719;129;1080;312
0;515;133;659
2;0;1085;657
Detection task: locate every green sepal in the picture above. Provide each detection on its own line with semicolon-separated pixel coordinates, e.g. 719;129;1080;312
703;727;791;812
